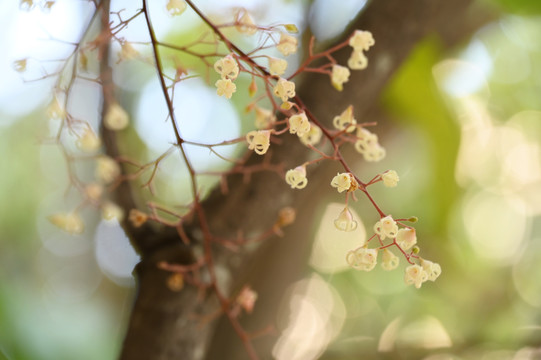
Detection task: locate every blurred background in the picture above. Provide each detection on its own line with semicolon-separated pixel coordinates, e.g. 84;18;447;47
1;0;541;359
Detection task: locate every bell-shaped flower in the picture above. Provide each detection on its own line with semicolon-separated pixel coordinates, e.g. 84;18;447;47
331;172;358;193
299;123;322;146
396;227;417;250
277;33;298;56
285;166;308;189
420;259;441;282
332;105;357;133
346;247;378;271
166;0;187;16
382;170;399;187
104;102;129;131
214;54;239;80
246;130;271;155
349;30;375;51
268;57;288;76
334;206;358;232
374;215;398;239
215;79;237;99
331;65;351;91
95;156;121;184
288;112;310;137
348;50;368;70
404;264;428;289
273;78;295;102
254;106;276;129
381;249;399;271
236;11;257;35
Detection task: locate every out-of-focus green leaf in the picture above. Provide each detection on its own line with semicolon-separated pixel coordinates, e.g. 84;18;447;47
489;0;541;14
382;37;460;234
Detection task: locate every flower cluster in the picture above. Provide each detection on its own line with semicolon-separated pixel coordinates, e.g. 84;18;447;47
354;127;385;162
347;30;375;70
343;214;441;288
214;54;239;99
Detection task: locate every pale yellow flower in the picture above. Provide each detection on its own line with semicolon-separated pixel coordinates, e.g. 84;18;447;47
277;33;297;56
246;130;271;155
215;79;237;99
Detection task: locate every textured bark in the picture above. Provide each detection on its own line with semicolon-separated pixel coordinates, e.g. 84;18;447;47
113;0;486;359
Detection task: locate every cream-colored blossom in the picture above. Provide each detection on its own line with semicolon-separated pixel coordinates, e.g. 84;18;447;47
355;128;385;162
333;105;357;133
421;259;441;281
48;212;84;234
13;59;27;72
288;112;310;137
382;170;399;187
215;79;237;99
236;10;257;35
346;247;377;271
246;130;271;155
236;286;258;313
374;215;398;239
268;57;288;76
273;78;295;102
348;50;368;70
95;156;121;184
331;172;357;193
102;201;124;221
47;96;66;120
396;227;417;250
104;102;129;130
85;183;103;201
277;33;298;56
331;65;350;91
166;0;187;16
349;30;375;51
214;54;239;80
118;41;139;62
404;264;428;289
76;128;101;152
381;249;399;271
299;123;322;146
285;166;307;189
254;107;276;129
334;207;357;232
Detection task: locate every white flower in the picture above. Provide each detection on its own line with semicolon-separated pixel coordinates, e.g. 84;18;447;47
48;212;84;234
346;247;377;271
382;170;399;187
236;10;257;35
332;105;356;132
349;30;375;51
273;78;295;102
268;57;288;76
277;33;298;56
396;227;417;250
104;102;129;131
331;172;357;193
96;156;121;184
215;79;237;99
374;215;398;239
404;264;428;289
76;127;101;152
166;0;187;16
299;123;322;146
254;107;276;129
246;130;271;155
381;249;399;271
334;207;358;232
331;65;350;91
285;166;307;189
355;128;385;162
102;202;124;221
214;54;239;80
288;112;310;137
421;259;441;281
348;50;368;70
